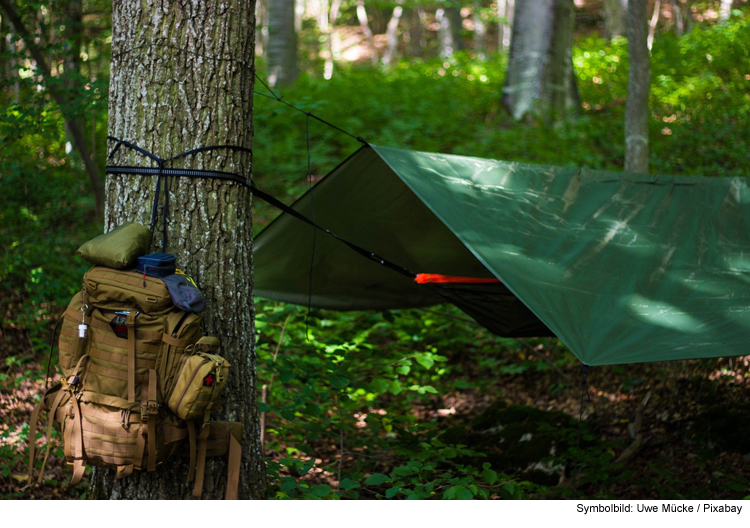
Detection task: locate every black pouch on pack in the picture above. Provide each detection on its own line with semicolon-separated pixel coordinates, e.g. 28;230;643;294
136;253;177;278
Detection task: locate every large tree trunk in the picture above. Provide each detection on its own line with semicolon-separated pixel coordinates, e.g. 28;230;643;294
93;0;266;500
267;0;298;87
501;0;578;122
603;0;627;38
625;0;651;173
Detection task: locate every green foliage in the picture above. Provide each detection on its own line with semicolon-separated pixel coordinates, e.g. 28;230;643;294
0;109;102;346
257;301;544;499
254;15;750;224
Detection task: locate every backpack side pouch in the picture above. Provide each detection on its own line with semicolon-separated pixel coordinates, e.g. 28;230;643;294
166;337;229;421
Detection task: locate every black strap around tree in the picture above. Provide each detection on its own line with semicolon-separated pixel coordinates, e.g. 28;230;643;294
105;137;417;280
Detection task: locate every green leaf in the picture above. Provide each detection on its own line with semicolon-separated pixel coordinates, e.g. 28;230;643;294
395;365;411;375
389;379;402;395
442;447;457;459
364;473;389;486
370;378;391;394
339;478;360;491
310;484;331;497
392;465;415;477
385;487;401;498
421;385;438;394
445;485;473;500
280;478;298;493
329;375;349;389
416;355;434;369
481;468;498;485
304;402;322;417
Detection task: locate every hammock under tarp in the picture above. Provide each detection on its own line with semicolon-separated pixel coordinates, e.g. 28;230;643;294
253;144;750;366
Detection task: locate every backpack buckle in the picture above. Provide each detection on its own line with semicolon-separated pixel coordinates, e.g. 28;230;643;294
141;400;159;422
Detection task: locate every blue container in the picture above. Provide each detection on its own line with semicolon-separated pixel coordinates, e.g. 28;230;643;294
136;253;177;278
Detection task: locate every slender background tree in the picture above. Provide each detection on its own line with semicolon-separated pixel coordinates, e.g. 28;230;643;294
501;0;578;122
625;0;651;172
268;0;298;87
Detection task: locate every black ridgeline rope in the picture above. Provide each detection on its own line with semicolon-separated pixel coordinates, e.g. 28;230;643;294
107;137;253;250
105;44;414;285
106;138;417;281
252;74;367;146
305;113;317;342
110;40;366;146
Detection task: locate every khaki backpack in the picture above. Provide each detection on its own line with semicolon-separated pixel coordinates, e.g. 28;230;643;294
27;266;241;499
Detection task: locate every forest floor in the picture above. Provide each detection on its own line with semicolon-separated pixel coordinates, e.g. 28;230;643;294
4;315;749;500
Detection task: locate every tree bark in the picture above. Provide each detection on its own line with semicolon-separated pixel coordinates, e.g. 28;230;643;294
268;0;298;87
472;0;486;59
501;0;578;122
625;0;651;173
603;0;627;38
356;0;378;63
647;0;661;51
719;0;734;22
255;0;266;57
382;1;403;66
446;6;464;52
92;0;266;500
406;7;426;57
497;0;514;52
2;14;21;102
294;0;304;33
670;0;684;37
324;0;343;79
436;8;453;58
0;0;105;219
436;5;464;58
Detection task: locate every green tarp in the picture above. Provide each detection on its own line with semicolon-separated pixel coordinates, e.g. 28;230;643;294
254;145;750;366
